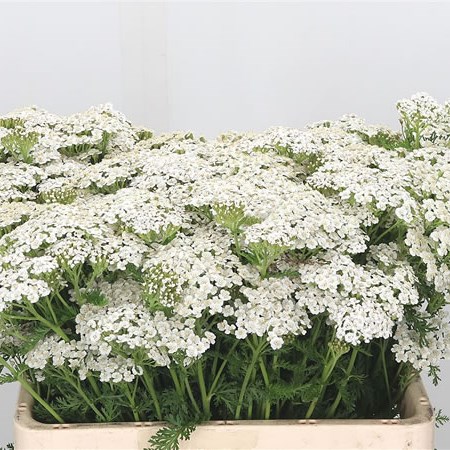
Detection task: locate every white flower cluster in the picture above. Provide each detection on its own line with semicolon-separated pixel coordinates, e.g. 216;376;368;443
242;186;367;254
0;95;448;381
0;164;44;202
0;202;148;311
99;187;188;238
237;124;362;161
292;247;419;346
218;277;310;350
25;334;141;383
407;146;450;201
142;227;244;317
25;279;217;378
0;201;42;234
55;104;136;153
308;144;414;213
0;104;137;166
397;92;450;146
0;320;19;349
392;308;450;371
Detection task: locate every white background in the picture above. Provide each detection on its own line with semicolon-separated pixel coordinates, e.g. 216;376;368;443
1;1;450;448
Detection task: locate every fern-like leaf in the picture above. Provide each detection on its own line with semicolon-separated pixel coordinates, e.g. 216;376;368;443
146;420;197;450
434;408;449;428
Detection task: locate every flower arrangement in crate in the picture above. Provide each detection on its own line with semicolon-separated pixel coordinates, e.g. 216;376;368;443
0;94;449;449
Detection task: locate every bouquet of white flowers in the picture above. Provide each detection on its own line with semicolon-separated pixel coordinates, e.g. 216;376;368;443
0;94;449;449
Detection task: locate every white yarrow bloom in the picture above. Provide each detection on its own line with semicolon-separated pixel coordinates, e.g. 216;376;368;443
0;93;447;387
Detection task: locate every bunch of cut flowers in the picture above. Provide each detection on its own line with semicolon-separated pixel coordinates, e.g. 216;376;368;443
0;94;449;449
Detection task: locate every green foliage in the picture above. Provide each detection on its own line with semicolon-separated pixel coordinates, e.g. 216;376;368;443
39;188;77;205
18;322;51;355
137;224;180;246
211;382;240;416
187;205;214;221
149;132;197;149
94;130;112;161
254;143;322;174
434;408;449;428
0;117;24;129
143;264;180;313
50;395;90;421
428;365;442;387
99;395;123;422
354;130;408;150
146;416;197;450
298;382;322;403
59;142;92;157
0;372;16;385
136;129;153;141
426;291;447;315
0;215;30;239
33;388;90;423
397;108;433;150
58;257;109;302
158;388;190;419
1;131;38;163
211;203;260;235
89;178;130;194
2;96;448;450
243;241;288;278
404;305;438;347
78;288;108;307
15;326;407;450
58;131;111;163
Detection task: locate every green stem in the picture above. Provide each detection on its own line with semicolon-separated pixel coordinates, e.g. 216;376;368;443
259;260;269;279
1;313;36;321
235;339;266;420
373;221;400;245
64;373;106;421
414;122;422;149
19;374;65;423
45;297;58;324
233;232;242;255
197;360;210;417
393;361;404;384
326;346;359;418
25;302;69;342
62;262;83;300
0;356;64;423
259;358;271;419
247;364;257;419
208;340;239;398
210;351;219;385
247;396;253;419
305;345;340;419
54;290;74;311
87;374;101;398
273;354;280;418
380;340;392;406
123;382;140;421
184;377;201;415
296;317;323;390
169;366;184;398
142;368;162;420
